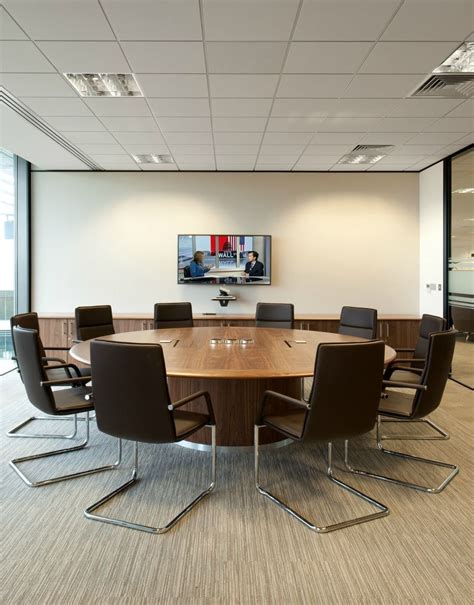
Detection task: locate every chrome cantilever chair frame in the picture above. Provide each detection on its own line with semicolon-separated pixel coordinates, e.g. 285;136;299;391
254;424;389;534
84;424;216;534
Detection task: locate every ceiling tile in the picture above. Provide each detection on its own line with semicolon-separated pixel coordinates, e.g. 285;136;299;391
213;132;263;144
202;0;299;41
136;74;208;97
206;42;286;73
84;98;151;117
388;98;465;118
113;131;166;145
216;158;255;169
376;155;422;165
156;117;211;132
121;144;170;154
168;145;214;155
267;117;324;132
209;74;278;97
37;42;129;73
0;73;76;96
20;97;93;116
149;98;210;117
0;41;54;71
368;164;411;171
319;117;382;132
293;163;333;171
327;98;400;117
214;145;260;154
100;117;159;132
446;100;474;118
331;164;372;171
140;163;177;171
164;132;214;144
62;131;117;144
213;117;267;132
45;116;106;131
285;42;372;73
358;132;415;144
370;117;437;132
3;0;114;40
381;0;473;41
173;154;215;163
390;144;445;155
359;42;459;74
122;42;205;73
0;6;27;39
311;132;362;144
256;162;295;170
78;144;127;155
343;74;424;98
216;155;256;163
258;155;299;163
211;98;272;117
406;158;440;171
303;144;353;155
271;98;332;117
425;117;474;132
91;154;136;163
406;132;467;145
97;160;139;170
260;144;306;155
178;162;216;170
294;0;400;41
277;75;353;97
101;0;202;41
262;132;313;144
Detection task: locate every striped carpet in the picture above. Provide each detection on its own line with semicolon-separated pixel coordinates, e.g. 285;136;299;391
1;341;472;604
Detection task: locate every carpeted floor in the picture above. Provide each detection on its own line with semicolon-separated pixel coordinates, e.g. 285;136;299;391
1;340;472;604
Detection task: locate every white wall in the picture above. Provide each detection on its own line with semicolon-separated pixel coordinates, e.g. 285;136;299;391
31;171;419;314
419;162;444;316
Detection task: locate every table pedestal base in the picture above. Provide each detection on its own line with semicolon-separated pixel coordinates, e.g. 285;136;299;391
168;377;302;447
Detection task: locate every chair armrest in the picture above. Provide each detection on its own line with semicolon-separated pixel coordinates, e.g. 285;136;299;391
382;380;427;391
42;356;67;365
169;390;215;424
257;390;309;423
44;346;70;352
392;358;425;365
71;339;82;344
395;347;415;353
41;375;92;387
388;365;424;374
42;362;85;380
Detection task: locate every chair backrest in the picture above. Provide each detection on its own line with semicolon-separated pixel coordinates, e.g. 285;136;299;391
411;314;447;367
12;326;56;415
90;340;177;443
75;305;115;341
255;303;294;329
183;265;191;278
10;312;46;358
338;306;378;339
153;302;193;329
303;340;385;442
412;330;456;418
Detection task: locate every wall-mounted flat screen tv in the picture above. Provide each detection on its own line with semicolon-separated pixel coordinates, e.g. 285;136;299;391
178;235;271;285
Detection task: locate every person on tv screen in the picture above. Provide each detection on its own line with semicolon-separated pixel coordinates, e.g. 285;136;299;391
190;251;214;278
244;251;264;278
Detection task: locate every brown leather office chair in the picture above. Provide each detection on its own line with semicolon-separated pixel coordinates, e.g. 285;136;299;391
255;340;389;533
382;314;448;441
153;302;193;329
338;306;378;339
9;326;120;487
8;312;89;439
84;340;216;534
255;303;294;329
345;330;458;494
74;305;115;341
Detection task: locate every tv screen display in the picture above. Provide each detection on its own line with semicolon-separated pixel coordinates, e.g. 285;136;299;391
178;235;271;285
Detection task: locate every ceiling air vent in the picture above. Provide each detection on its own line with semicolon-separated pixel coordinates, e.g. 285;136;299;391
338;145;394;165
411;74;474;99
352;145;395;153
132;154;173;164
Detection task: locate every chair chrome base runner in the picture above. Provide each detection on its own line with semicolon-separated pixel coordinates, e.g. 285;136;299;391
84;425;216;534
379;417;449;441
344;417;459;494
177;436;292;453
254;426;389;533
9;412;122;487
7;414;88;440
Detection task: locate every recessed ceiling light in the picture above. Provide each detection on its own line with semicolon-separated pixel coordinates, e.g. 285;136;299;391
132;154;173;164
453;188;474;194
64;73;143;97
434;42;474;74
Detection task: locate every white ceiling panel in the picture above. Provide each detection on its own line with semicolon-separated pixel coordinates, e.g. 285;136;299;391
140;163;177;171
122;42;205;73
294;1;400;41
168;145;214;155
173;154;215;163
446;101;474;118
78;144;127;155
100;117;159;132
202;0;299;41
381;0;473;41
91;154;137;163
156;117;212;132
37;42;129;73
3;0;114;40
370;117;437;132
213;117;267;132
271;98;332;117
406;132;467;145
214;145;260;155
285;42;372;73
303;144;353;155
136;74;208;97
390;144;446;155
164;132;214;144
45;116;106;132
113;132;166;145
101;0;202;41
359;42;459;74
425;117;474;132
260;144;306;155
84;98;151;117
256;162;295;170
0;73;76;96
213;132;263;145
319;117;382;132
376;155;423;165
216;158;255;169
388;99;465;118
408;158;441;170
327;98;400;117
178;163;216;170
0;6;27;39
293;162;333;170
209;74;278;97
310;133;363;144
331;164;372;171
211;98;272;117
358;132;415;145
258;155;299;163
277;75;353;97
263;132;313;144
63;131;117;145
98;161;140;170
149;98;210;117
343;74;424;98
0;41;54;71
20;97;93;116
206;42;286;73
267;117;325;132
121;144;170;154
369;164;414;171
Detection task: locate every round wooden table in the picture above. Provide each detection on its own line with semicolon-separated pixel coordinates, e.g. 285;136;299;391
70;327;396;448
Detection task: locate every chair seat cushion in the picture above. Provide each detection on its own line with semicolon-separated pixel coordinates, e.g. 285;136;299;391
54;386;94;413
174;410;209;439
263;410;306;439
389;369;422;384
379;390;415;417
